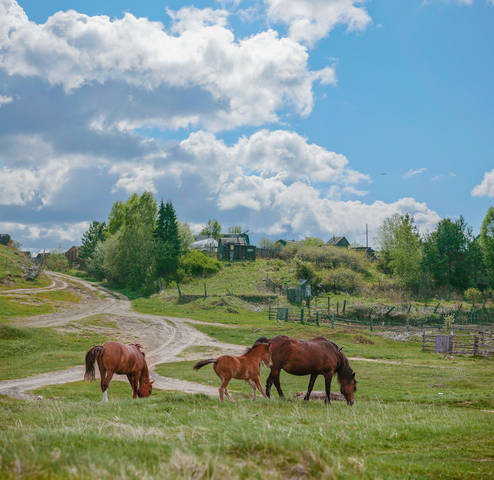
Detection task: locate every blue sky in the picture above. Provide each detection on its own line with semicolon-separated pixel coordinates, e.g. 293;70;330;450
0;0;493;250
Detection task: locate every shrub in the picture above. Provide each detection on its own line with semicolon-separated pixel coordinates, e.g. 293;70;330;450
319;267;363;294
44;252;70;272
464;287;482;305
280;244;368;273
180;250;221;277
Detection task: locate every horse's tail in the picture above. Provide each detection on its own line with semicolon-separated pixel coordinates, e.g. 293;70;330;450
193;359;216;370
84;345;104;381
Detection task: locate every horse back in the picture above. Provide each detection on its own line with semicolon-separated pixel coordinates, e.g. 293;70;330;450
102;342;146;373
271;336;339;375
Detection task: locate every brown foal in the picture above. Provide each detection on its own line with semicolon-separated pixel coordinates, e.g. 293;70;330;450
193;338;272;402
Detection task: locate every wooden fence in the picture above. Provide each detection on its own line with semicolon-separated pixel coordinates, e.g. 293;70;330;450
422;331;494;356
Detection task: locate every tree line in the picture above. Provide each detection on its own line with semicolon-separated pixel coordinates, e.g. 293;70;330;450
79;193;220;294
378;207;494;295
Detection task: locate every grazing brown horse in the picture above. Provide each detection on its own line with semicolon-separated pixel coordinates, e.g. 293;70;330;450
265;336;356;405
193;338;273;402
84;341;153;401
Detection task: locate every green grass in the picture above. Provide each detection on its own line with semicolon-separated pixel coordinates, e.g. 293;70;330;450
0;325;104;380
0;297;54;322
155;356;494;409
0;384;492;479
133;295;268;325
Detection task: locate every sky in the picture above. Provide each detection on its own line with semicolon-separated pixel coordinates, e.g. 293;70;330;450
0;0;493;251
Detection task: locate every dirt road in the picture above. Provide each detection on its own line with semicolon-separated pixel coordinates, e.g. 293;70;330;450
0;272;243;400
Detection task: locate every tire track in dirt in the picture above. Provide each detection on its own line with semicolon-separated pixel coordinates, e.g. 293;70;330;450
0;272;242;399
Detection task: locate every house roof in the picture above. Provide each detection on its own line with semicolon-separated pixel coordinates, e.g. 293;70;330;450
327;236;350;246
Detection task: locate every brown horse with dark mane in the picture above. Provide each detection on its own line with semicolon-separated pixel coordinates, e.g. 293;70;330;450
84;341;153;401
193;338;272;402
265;336;356;405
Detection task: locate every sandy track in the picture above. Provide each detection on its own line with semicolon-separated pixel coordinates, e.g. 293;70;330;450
0;272;242;399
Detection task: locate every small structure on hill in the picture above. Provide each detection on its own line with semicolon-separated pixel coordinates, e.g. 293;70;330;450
65;246;79;262
192;237;218;253
327;236;350;248
217;233;256;261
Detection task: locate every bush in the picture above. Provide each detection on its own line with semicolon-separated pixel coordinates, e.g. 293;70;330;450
280;244;368;273
319;267;363;294
180;250;221;277
44;252;70;272
464;287;482;304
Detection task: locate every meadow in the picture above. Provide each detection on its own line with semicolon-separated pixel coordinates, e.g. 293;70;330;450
1;247;493;479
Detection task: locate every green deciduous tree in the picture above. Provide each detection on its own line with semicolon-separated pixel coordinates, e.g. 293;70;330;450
377;214;422;290
422;217;473;290
178;221;194;254
480;206;494;287
201;219;222;240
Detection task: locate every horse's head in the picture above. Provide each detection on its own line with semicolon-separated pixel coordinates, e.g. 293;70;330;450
137;379;154;398
261;342;273;368
340;371;356;406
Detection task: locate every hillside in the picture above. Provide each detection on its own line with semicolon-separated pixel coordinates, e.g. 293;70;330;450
0;244;50;291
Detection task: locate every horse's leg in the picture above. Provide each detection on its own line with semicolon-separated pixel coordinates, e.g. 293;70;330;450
253;376;268;399
97;357;107;401
127;374;138;399
248;380;257;401
265;372;274;398
224;388;234;403
219;377;231;402
101;369;114;402
272;370;285;398
323;373;333;405
304;373;318;401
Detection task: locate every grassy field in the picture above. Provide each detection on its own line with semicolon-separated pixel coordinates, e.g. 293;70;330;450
0;324;104;380
0;383;492;479
1;271;493;479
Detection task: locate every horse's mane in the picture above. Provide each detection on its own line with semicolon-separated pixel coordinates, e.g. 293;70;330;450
244;337;270;354
130;343;145;357
335;349;355;386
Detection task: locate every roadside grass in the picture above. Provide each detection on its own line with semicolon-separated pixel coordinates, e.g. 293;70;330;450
0;324;104;380
133;295;268;325
1;385;493;479
72;314;119;330
0;297;54;322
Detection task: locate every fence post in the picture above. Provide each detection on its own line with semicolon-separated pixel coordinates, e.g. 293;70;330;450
422;329;426;351
300;309;304;325
473;335;479;356
337;301;339;315
406;318;409;333
285;309;288;322
177;284;182;301
269;304;272;321
204;282;207;298
327;297;330;316
370;317;373;332
343;299;346;314
331;312;335;328
316;311;319;327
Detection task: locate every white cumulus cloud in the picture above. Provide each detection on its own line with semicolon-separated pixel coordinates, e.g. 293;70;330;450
265;0;371;46
0;1;333;131
471;169;494;198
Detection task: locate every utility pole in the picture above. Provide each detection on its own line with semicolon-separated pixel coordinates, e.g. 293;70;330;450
366;223;369;249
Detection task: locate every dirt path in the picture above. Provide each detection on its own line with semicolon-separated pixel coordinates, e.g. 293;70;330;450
0;272;242;400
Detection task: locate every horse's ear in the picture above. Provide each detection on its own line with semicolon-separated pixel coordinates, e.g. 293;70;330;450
338;345;344;352
352;372;355;378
